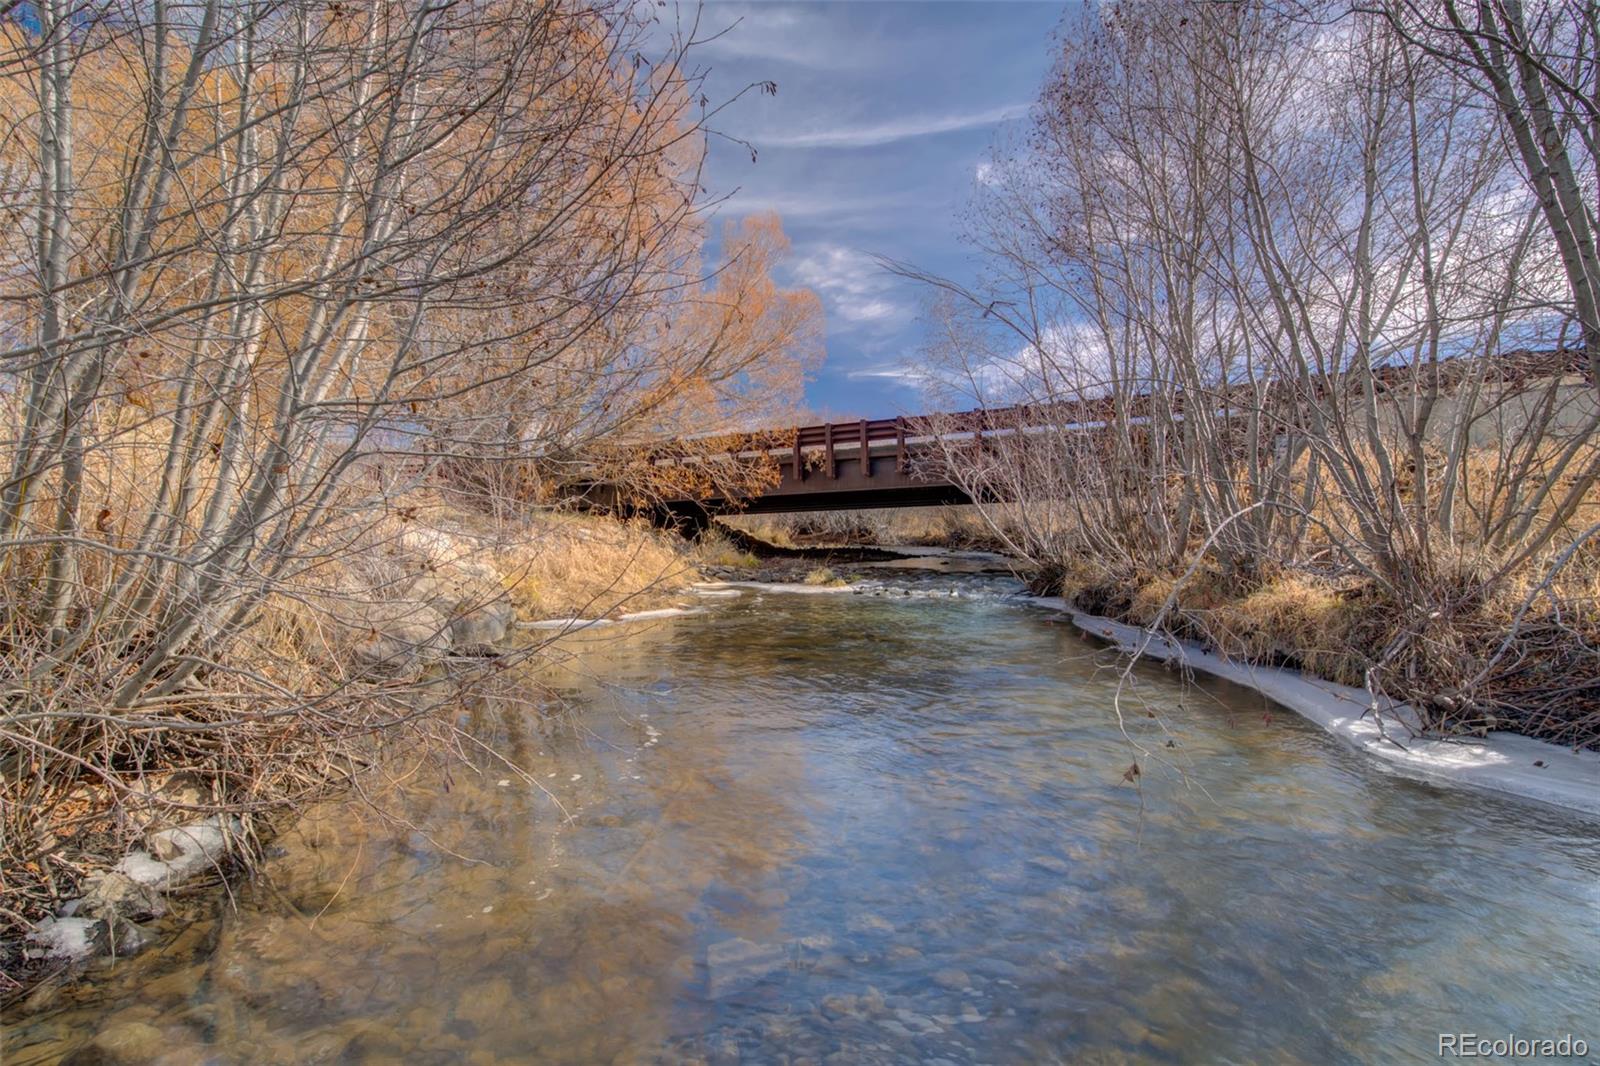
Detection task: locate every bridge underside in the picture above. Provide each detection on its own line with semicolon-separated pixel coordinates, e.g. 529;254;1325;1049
700;440;971;514
585;438;974;534
668;435;966;521
723;482;971;514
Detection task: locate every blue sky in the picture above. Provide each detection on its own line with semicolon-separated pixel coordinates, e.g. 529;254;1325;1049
681;1;1066;419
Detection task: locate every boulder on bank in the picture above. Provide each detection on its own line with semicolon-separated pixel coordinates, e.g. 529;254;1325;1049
330;523;516;674
76;871;166;924
406;561;513;652
340;597;451;677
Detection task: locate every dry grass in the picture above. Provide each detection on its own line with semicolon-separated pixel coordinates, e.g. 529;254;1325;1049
1208;577;1361;679
802;566;845;587
693;529;762;569
492;511;702;620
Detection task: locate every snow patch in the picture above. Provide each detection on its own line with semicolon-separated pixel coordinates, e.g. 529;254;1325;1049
617;607;703;623
116;816;236;889
522;617;613;631
522;606;702;632
26;917;103;960
1036;598;1600;818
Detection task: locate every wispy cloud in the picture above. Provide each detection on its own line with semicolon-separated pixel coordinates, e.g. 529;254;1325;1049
707;189;906;222
694;4;866;71
846;364;926;387
761;104;1027;150
791;244;909;326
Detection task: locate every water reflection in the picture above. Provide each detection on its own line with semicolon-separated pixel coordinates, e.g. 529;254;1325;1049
6;590;1599;1065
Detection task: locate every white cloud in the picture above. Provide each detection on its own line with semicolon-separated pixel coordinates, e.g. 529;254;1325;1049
761;104;1027;150
791;244;908;327
918;318;1117;407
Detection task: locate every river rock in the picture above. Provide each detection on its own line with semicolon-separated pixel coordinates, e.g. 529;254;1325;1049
819;993;857;1021
706;937;789;998
807;951;851;978
77;871;167;923
846;913;894;935
61;1020;168;1065
455;976;515;1028
407;564;513;653
1027;854;1071;876
347;600;451;676
35;867;178;965
931;968;971;991
111;919;156;956
972;956;1023;980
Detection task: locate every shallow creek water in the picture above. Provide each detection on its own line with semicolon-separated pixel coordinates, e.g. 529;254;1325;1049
6;573;1600;1065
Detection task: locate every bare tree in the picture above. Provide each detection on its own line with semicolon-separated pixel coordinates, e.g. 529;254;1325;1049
0;0;821;932
1378;0;1600;394
903;0;1600;746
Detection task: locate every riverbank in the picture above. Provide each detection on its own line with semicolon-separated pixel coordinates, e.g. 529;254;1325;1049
1;504;726;1000
1035;598;1600;818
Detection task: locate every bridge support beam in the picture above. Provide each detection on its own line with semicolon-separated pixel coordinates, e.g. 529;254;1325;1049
651;499;713;539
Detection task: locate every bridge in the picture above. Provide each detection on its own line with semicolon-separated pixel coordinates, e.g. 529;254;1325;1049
593;347;1590;532
621;415;973;533
696;416;969;509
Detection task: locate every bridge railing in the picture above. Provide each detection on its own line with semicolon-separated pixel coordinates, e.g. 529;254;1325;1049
647;347;1591;483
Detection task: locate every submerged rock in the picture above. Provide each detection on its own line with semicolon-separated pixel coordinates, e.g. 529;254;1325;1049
819;993;857;1021
111;920;157;956
63;1019;169;1065
706;938;790;998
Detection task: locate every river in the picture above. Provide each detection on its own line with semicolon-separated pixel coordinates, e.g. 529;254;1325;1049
6;572;1598;1064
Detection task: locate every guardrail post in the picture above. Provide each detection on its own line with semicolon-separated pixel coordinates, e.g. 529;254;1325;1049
793;428;804;481
895;416;907;474
825;421;836;479
859;419;870;477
